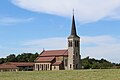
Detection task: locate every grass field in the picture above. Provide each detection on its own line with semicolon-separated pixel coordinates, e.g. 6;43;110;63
0;69;120;80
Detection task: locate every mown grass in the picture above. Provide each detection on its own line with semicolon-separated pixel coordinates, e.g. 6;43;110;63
0;69;120;80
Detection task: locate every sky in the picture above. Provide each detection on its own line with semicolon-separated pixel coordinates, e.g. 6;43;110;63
0;0;120;63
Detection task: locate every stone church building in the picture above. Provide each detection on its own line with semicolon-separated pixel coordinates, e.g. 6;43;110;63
34;14;81;70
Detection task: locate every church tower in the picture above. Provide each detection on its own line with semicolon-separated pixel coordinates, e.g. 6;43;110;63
67;13;81;70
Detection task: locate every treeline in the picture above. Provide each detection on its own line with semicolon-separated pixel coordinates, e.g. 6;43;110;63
0;53;120;69
0;53;39;64
82;56;120;69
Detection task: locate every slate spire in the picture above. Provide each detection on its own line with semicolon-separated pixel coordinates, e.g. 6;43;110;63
68;11;79;38
71;13;77;36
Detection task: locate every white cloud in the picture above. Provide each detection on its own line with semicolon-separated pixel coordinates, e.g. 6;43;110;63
0;17;33;25
81;35;120;63
23;37;67;49
82;44;120;63
0;37;67;57
81;35;117;45
11;0;120;23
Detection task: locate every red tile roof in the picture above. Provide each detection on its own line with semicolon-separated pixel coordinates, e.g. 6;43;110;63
0;64;18;69
40;49;68;57
35;57;55;62
3;62;34;67
52;62;62;66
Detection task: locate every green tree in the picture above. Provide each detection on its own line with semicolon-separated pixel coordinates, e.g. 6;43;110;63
0;58;5;64
6;54;16;62
82;56;92;69
82;57;114;69
16;52;39;62
92;62;101;69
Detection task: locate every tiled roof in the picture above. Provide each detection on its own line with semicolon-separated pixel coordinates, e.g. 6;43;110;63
40;49;68;57
3;62;34;67
35;57;55;62
0;64;18;69
52;62;62;66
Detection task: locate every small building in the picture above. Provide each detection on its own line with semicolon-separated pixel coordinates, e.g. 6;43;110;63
3;62;34;71
34;14;82;70
0;64;18;72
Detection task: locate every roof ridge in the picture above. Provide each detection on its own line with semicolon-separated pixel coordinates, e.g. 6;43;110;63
45;49;68;51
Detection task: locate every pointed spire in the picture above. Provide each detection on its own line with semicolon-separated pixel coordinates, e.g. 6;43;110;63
71;12;77;36
68;10;79;39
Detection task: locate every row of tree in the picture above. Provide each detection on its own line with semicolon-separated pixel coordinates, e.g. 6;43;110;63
0;53;39;64
82;56;120;69
0;53;119;69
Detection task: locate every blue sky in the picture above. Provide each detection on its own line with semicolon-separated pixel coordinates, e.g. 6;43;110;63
0;0;120;63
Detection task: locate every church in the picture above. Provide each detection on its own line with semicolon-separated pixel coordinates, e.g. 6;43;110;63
34;14;82;70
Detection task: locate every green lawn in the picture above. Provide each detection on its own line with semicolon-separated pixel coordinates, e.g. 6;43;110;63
0;69;120;80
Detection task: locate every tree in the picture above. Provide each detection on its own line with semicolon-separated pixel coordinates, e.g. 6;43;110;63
0;58;5;64
82;56;92;69
92;62;101;69
82;57;114;69
6;54;16;62
16;52;39;62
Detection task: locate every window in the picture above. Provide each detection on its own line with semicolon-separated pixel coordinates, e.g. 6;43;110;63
65;59;67;66
76;64;78;69
75;40;79;47
41;65;43;70
76;53;77;56
75;41;77;47
46;65;47;70
68;41;70;47
39;64;41;68
37;65;39;71
77;41;79;47
70;64;72;68
68;41;72;47
54;66;56;69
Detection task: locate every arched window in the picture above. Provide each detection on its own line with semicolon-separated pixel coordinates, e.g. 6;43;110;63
75;40;79;47
38;64;39;71
54;66;56;69
70;64;72;68
76;64;78;69
42;65;43;70
68;41;72;47
75;41;77;47
76;53;77;56
65;59;67;66
77;41;79;47
46;64;47;70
